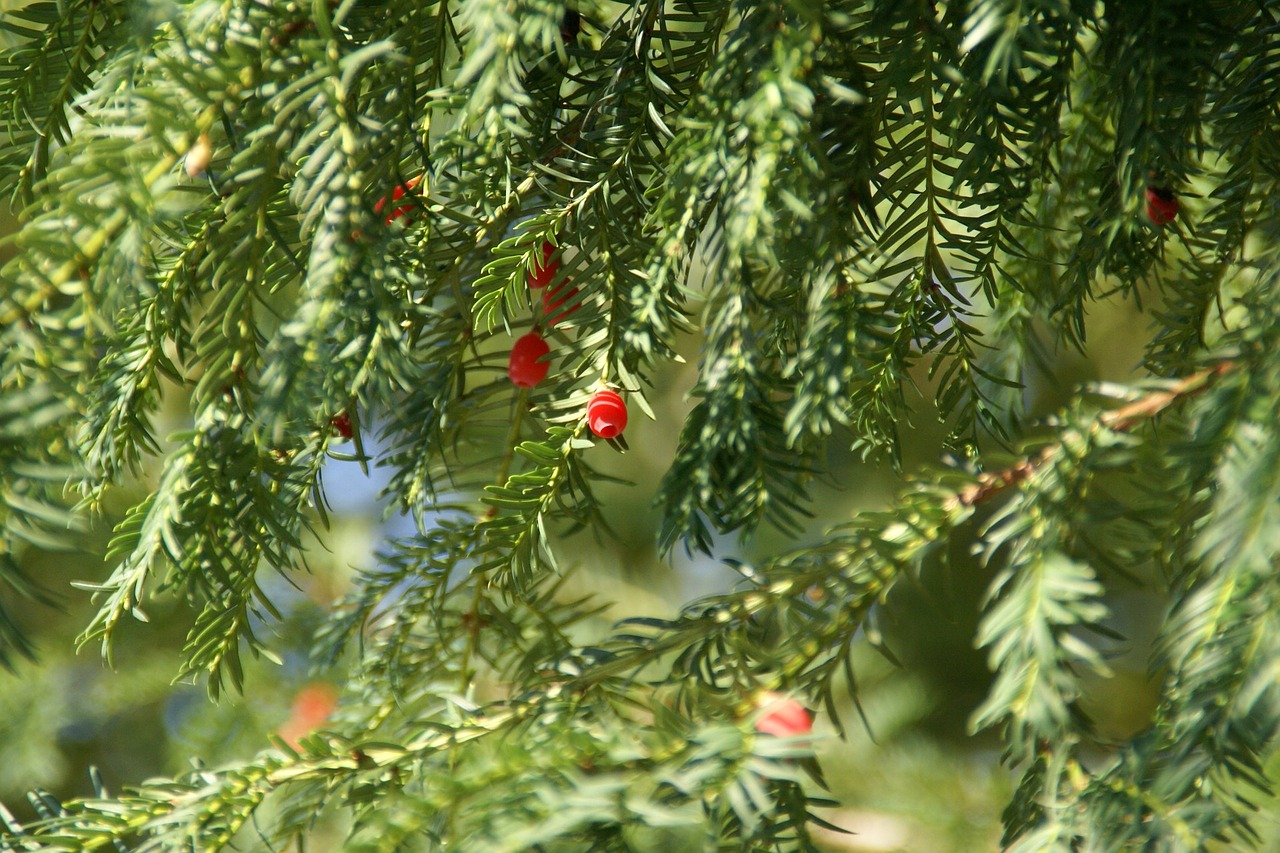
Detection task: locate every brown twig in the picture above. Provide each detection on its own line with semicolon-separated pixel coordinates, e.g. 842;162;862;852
953;361;1235;509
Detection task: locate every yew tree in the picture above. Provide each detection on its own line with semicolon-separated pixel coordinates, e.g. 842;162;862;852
2;0;1280;850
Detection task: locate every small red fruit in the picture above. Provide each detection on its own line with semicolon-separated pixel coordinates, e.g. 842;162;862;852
331;411;353;439
586;389;627;439
561;10;581;44
375;175;422;225
1145;186;1178;227
278;682;339;748
528;241;558;290
754;692;812;738
508;332;551;388
543;281;581;327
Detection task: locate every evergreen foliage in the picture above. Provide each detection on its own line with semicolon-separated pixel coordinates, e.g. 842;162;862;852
0;0;1279;849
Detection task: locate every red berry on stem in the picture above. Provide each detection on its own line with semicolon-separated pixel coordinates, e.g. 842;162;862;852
587;389;627;439
1145;186;1178;226
754;692;812;738
528;241;558;290
508;332;551;388
375;175;422;225
331;411;353;439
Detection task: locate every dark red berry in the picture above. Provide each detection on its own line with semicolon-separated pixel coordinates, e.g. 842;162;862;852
754;692;812;738
1145;186;1178;227
375;175;422;225
543;281;581;327
528;242;558;290
561;10;581;44
331;411;353;439
586;389;627;438
508;332;551;388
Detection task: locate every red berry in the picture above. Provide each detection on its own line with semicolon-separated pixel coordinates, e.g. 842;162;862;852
375;175;422;225
278;682;339;748
528;241;558;290
292;682;338;723
331;411;353;439
586;389;627;439
561;10;581;43
543;281;581;327
754;692;812;738
508;332;551;388
1145;186;1178;226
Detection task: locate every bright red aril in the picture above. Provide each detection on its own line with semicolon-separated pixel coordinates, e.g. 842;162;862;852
528;241;558;289
543;281;581;327
375;175;422;225
587;389;627;439
508;333;551;388
754;692;812;738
